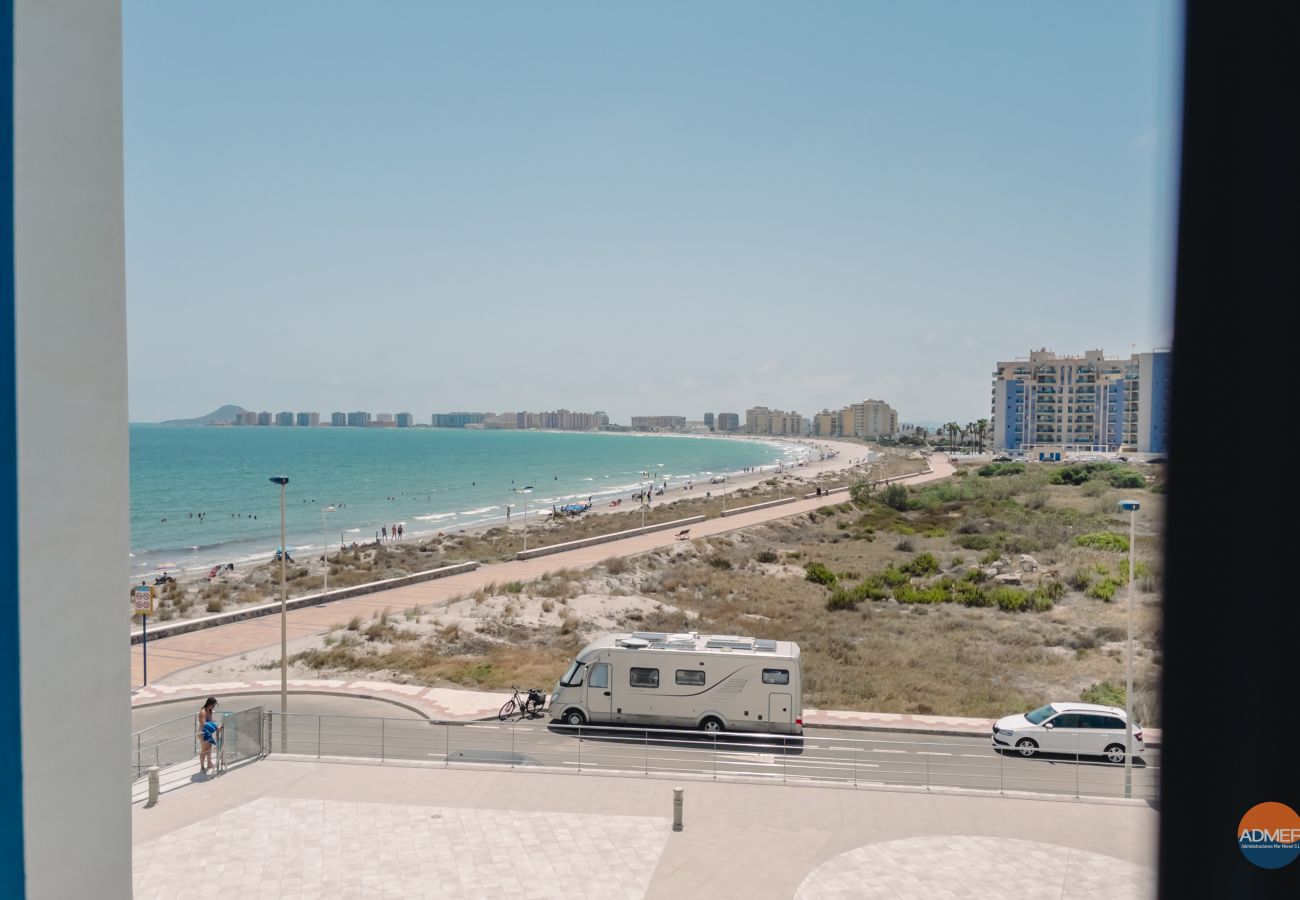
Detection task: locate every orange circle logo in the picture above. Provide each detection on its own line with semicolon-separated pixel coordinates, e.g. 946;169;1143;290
1238;802;1300;869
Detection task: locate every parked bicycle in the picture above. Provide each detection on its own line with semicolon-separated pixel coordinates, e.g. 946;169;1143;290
499;686;547;721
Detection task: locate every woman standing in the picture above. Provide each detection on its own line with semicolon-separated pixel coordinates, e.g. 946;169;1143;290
197;696;221;775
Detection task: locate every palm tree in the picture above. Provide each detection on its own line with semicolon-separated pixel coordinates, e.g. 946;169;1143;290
975;418;989;453
945;421;960;453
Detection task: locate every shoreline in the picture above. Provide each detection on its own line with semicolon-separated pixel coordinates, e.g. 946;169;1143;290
130;432;870;583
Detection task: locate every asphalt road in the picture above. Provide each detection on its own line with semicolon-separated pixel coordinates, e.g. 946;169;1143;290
264;714;1161;802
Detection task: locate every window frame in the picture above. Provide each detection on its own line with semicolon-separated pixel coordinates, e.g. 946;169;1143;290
761;668;790;685
675;669;706;686
628;667;660;689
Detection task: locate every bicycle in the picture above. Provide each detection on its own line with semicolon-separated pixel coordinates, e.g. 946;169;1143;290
498;686;547;721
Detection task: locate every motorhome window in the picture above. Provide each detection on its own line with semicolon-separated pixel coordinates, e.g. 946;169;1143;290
761;669;790;685
589;664;609;689
560;661;584;687
629;667;659;688
675;670;706;686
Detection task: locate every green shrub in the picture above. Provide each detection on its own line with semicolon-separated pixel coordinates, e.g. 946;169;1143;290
804;562;837;586
504;581;525;593
882;484;909;511
893;524;916;535
756;550;779;564
895;538;915;553
708;556;733;570
1027;588;1055;611
1086;577;1123;602
849;481;875;505
1081;681;1126;707
1041;579;1066;601
954;534;997;551
954;581;990;607
1075;532;1129;553
880;564;910;587
990;586;1028;612
1067;569;1093;591
902;552;941;577
977;462;1026;477
923;527;947;538
980;549;1002;565
1108;471;1146;489
826;589;859;611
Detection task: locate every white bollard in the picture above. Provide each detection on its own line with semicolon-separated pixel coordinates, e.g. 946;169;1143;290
672;786;683;832
146;766;160;807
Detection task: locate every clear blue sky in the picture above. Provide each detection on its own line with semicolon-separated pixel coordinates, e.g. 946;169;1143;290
124;1;1181;425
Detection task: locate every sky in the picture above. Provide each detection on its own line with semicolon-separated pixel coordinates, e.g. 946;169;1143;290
124;1;1181;425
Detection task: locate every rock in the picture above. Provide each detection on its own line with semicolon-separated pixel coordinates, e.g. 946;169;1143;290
982;567;999;578
995;573;1022;586
1019;554;1040;572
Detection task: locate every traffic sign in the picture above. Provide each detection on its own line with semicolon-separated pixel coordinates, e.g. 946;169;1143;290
132;585;155;615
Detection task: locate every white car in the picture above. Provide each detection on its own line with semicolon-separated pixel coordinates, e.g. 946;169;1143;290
991;702;1143;763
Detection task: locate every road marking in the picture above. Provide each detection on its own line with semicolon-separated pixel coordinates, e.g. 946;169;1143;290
917;751;952;756
960;753;989;758
871;748;906;754
464;724;500;730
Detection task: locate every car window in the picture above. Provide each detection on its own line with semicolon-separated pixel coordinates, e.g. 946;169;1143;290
1025;704;1056;725
588;663;609;689
629;667;659;688
1050;713;1081;728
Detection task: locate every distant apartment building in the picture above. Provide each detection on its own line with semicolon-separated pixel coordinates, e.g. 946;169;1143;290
481;410;608;430
345;411;371;428
238;411;258;426
296;412;320;427
813;409;840;437
431;412;489;428
716;413;740;433
745;407;804;436
685;421;711;434
631;416;687;432
395;412;414;428
275;412;295;426
256;411;272;426
991;347;1170;454
702;413;715;431
330;412;346;427
840;400;898;440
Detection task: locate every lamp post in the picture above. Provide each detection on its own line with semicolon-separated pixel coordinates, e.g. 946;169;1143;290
320;505;335;594
520;486;533;551
1118;499;1140;798
269;476;290;750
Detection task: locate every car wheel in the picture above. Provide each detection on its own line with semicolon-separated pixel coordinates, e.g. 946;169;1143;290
1104;743;1127;764
1015;738;1038;757
699;716;724;733
563;709;586;727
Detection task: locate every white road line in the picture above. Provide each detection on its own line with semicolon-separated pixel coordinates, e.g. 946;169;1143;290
917;752;952;756
871;748;907;754
961;753;990;758
464;724;500;730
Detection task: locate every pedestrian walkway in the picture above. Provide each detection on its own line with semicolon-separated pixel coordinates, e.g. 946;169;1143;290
131;758;1157;899
132;457;955;685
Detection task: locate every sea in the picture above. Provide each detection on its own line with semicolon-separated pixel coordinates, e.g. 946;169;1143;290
129;425;800;578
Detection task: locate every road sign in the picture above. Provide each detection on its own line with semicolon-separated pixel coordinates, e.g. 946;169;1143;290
132;585;155;616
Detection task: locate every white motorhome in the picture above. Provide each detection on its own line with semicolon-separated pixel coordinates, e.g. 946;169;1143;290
549;631;803;734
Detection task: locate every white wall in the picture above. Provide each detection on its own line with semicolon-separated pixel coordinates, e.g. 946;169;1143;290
14;1;130;896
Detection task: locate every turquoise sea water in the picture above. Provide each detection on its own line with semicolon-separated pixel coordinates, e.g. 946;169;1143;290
129;425;794;577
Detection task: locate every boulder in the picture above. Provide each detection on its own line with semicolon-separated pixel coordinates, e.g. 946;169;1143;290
1019;554;1040;572
982;567;1000;579
995;573;1022;586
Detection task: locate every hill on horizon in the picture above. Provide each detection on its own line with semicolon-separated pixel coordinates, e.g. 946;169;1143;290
159;404;247;426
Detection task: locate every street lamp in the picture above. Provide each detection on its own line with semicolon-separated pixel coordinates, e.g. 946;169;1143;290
269;475;290;750
1117;498;1140;798
519;486;533;551
321;505;336;594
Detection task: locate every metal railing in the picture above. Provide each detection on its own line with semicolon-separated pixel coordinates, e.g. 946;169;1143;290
264;712;1160;803
131;706;266;782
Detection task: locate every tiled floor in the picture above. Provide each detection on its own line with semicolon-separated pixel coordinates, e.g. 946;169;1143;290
132;796;667;899
794;835;1155;900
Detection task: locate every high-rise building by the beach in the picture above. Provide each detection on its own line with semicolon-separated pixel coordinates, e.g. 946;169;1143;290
631;416;687;432
396;412;414;427
838;400;897;439
717;413;740;432
275;411;294;426
744;407;804;436
703;413;715;431
257;411;272;426
296;412;320;427
238;411;258;426
813;409;839;437
346;411;371;427
431;412;489;428
330;412;346;427
990;347;1171;454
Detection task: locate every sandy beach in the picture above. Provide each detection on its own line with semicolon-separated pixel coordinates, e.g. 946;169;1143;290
131;435;906;629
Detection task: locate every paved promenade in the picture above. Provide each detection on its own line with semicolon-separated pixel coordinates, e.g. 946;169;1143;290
132;758;1157;899
132;456;953;686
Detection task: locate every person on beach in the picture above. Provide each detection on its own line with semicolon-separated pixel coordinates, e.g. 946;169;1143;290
382;525;387;541
198;697;222;775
